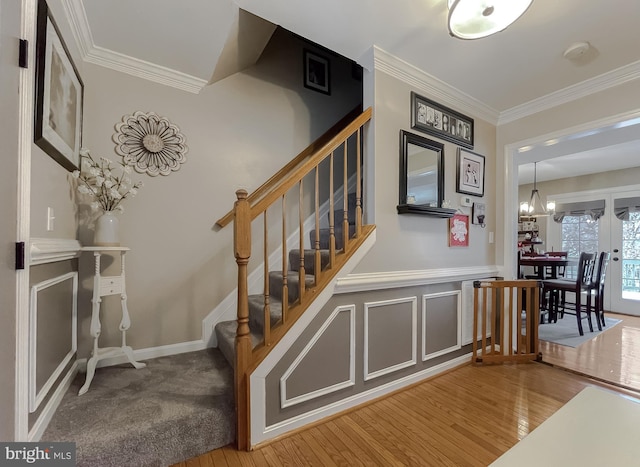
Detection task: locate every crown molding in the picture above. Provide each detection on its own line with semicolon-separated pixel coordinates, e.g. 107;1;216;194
62;0;207;94
372;46;500;125
499;60;640;125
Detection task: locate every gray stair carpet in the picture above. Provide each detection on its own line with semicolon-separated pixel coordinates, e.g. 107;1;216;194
42;348;234;467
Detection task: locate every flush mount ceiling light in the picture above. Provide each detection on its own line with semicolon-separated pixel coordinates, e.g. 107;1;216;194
448;0;534;40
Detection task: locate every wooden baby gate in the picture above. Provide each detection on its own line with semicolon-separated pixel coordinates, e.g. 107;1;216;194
472;280;542;364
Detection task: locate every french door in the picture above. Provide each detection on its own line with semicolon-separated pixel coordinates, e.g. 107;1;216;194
548;187;640;316
609;189;640;315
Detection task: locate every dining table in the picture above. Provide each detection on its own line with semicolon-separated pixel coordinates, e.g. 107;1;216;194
518;256;573;280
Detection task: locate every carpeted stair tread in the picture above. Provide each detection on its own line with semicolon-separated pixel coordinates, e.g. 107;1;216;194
309;223;357;250
288;249;331;275
215;320;262;368
269;271;316;303
42;349;235;467
248;294;283;331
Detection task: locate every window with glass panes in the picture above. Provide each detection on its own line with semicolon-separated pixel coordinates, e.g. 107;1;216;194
561;215;598;279
622;211;640;296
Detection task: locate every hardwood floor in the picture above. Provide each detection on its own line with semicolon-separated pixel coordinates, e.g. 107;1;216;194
175;312;640;466
540;312;640;392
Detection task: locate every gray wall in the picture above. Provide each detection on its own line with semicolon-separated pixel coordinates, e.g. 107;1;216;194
0;0;21;441
29;25;362;356
354;70;497;274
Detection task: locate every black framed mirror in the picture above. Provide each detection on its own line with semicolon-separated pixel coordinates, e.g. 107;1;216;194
397;130;456;217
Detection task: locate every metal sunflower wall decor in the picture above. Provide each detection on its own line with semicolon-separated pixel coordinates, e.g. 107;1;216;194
113;111;188;176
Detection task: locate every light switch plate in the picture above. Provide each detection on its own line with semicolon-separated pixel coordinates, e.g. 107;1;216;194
460;196;473;207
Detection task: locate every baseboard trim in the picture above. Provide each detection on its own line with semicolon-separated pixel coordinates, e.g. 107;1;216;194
29;361;80;441
76;340;207;371
251;353;471;447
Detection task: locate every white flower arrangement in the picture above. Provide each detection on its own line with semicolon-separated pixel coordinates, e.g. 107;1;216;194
72;148;143;212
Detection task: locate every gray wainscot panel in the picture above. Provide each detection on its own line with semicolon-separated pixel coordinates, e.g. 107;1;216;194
28;258;78;431
265;280;484;427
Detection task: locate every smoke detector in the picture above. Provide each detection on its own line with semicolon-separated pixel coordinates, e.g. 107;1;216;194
563;41;590;60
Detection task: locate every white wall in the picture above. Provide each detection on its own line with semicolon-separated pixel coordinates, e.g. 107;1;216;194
353;70;496;273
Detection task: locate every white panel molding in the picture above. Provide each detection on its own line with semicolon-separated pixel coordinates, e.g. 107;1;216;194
29;272;78;413
30;238;82;265
363;296;417;382
499;60;640;125
62;0;207;94
250;231;376;445
335;265;500;294
202;174;357;347
373;46;499;125
253;353;470;447
280;305;356;409
28;361;80;441
422;291;461;361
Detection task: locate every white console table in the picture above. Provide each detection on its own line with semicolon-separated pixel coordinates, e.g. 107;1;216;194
79;247;145;395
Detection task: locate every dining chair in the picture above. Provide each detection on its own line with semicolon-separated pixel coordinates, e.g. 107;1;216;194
543;252;597;336
588;252;610;330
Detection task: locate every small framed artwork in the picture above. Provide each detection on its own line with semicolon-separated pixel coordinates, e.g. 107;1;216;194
303;49;330;95
456;148;485;197
411;92;473;149
34;0;84;172
472;202;486;226
449;213;469;247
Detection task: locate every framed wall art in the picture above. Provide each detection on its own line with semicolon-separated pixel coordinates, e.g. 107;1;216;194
448;213;469;247
456;148;485;197
411;92;473;149
472;202;486;226
34;0;84;172
303;49;330;95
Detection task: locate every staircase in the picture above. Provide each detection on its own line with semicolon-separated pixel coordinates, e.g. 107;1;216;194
215;194;358;367
213;107;373;449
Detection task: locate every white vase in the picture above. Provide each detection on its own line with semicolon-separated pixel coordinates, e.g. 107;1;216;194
94;211;120;246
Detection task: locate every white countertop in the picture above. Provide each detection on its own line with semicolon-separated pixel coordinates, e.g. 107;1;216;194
491;386;640;466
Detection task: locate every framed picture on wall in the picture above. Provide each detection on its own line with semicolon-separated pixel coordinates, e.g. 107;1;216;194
34;0;84;172
303;49;331;95
456;148;485;197
449;213;469;247
472;202;486;225
411;92;474;149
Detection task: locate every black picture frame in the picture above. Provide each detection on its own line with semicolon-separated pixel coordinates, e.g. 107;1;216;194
34;0;84;172
456;148;485;197
472;202;486;226
411;92;473;149
303;49;330;95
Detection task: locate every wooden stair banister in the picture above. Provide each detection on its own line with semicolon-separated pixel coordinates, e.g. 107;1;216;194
226;107;373;450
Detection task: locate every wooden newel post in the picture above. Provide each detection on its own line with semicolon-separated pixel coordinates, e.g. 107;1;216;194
234;189;251;450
